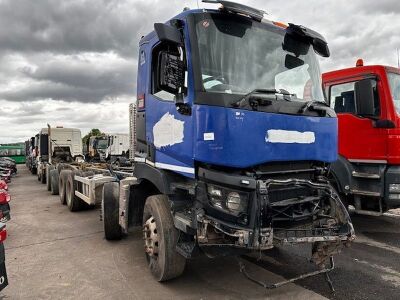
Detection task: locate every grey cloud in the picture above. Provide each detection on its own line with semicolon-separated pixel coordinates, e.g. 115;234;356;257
0;54;137;103
2;0;400;143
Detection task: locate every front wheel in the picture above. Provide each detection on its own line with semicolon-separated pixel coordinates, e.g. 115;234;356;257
143;194;186;281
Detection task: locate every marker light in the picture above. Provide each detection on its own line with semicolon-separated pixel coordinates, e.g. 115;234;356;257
356;59;364;67
273;21;288;29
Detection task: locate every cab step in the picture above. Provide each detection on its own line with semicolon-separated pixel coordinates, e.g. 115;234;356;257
351;171;380;179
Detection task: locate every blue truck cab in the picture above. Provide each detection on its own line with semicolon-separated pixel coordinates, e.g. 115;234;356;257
103;1;355;285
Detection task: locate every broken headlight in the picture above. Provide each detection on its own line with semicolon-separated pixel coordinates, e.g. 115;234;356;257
207;184;249;215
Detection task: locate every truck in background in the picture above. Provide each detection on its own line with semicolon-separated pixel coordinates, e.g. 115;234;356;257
105;133;130;166
323;60;400;215
100;1;354;289
86;135;108;162
25;137;36;174
35;128;49;184
45;126;84;195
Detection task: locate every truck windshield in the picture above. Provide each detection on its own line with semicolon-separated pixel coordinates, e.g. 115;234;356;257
97;139;108;149
194;13;324;103
387;72;400;113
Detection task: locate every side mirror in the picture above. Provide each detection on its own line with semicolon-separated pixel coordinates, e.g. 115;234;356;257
158;51;184;95
154;23;182;45
285;54;304;69
355;79;375;117
312;38;330;58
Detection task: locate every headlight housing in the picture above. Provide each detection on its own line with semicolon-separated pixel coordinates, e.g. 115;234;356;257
206;184;249;215
389;183;400;193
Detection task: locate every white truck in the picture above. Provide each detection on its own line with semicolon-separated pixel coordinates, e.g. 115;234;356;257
45;126;85;195
105;134;130;166
35;128;49;184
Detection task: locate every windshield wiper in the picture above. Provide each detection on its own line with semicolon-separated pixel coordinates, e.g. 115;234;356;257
231;88;293;109
299;100;335;117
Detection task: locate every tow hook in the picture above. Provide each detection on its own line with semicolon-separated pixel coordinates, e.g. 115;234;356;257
237;256;336;293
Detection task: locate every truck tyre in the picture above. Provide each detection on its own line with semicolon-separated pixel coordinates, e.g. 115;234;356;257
102;182;122;240
41;170;46;184
142;194;186;281
46;165;54;191
50;169;59;195
65;171;86;212
59;170;71;205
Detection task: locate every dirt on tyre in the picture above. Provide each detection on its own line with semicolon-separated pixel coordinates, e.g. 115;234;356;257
59;170;71;205
65;171;86;212
143;194;186;281
102;182;122;240
50;169;59;195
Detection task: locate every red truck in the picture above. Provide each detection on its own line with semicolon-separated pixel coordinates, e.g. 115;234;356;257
323;60;400;215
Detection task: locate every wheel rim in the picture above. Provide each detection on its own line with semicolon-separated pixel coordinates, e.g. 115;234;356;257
143;216;159;259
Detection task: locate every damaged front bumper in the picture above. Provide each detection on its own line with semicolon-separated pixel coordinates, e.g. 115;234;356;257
196;178;355;265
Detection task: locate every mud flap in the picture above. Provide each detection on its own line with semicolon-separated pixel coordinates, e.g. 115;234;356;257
119;177;137;234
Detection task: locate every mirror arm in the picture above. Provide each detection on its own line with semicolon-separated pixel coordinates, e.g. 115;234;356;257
175;93;191;116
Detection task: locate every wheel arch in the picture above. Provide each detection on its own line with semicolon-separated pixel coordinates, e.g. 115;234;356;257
329;155;353;194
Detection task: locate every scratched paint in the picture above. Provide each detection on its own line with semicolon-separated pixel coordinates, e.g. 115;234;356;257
153;113;184;148
265;129;315;144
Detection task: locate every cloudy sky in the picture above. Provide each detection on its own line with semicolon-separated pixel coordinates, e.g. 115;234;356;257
0;0;399;143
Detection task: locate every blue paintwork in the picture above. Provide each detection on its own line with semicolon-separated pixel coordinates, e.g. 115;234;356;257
136;8;338;178
193;105;337;168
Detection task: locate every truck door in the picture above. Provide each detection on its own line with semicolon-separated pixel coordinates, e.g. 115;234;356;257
140;35;194;178
328;78;387;162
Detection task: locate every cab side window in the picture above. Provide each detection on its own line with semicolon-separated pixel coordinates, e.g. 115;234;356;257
330;80;380;116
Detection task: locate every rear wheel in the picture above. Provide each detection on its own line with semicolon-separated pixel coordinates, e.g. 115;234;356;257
31;167;37;175
50;169;59;195
59;170;71;205
102;182;122;240
65;171;87;211
46;165;54;191
143;194;186;281
41;170;46;184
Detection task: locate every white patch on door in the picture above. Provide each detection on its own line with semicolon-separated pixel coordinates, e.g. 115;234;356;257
203;132;214;141
265;129;315;144
153;113;184;148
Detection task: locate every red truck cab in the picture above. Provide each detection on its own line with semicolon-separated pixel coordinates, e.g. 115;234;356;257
323;60;400;214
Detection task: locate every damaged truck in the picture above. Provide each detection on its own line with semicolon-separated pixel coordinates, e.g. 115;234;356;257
101;0;355;290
